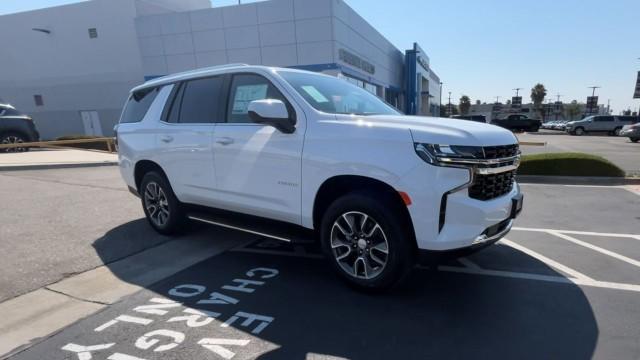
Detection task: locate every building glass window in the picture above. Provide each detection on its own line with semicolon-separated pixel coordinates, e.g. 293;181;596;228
34;95;44;107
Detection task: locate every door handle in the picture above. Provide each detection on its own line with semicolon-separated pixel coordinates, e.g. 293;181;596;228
160;135;174;143
215;137;234;145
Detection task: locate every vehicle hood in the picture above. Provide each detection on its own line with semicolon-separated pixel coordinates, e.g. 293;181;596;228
336;115;518;146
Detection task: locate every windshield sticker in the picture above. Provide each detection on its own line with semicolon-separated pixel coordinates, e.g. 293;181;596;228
232;84;268;114
301;86;329;103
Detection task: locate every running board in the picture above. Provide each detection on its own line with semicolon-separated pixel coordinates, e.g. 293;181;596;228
187;209;316;244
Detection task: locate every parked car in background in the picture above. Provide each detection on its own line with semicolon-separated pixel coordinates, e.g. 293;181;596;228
565;115;638;136
491;114;541;132
620;122;640;143
451;115;487;123
541;121;555;130
116;65;523;290
0;102;40;152
552;120;570;131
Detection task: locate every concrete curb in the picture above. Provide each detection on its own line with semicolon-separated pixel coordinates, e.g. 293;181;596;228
517;175;640;185
0;161;118;172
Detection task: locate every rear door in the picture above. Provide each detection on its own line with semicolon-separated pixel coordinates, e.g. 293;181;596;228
591;116;614;131
211;72;305;224
155;76;224;205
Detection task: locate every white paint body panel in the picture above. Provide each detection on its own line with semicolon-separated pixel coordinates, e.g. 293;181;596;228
118;65;522;251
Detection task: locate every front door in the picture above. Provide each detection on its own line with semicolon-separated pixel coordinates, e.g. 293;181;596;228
212;73;304;224
80;111;103;136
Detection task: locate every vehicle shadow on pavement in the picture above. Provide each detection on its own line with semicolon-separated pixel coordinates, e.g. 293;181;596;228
88;223;598;360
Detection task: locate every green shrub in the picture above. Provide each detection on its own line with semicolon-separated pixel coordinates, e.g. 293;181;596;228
519;152;625;177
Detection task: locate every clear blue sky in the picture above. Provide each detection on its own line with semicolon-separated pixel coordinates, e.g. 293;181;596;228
2;0;639;112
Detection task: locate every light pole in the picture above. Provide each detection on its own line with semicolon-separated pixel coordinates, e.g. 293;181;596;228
555;93;562;120
439;82;443;116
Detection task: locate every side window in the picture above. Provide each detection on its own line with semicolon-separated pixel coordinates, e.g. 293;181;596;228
594;116;613;122
163;83;184;124
120;87;159;123
227;73;286;123
178;76;224;123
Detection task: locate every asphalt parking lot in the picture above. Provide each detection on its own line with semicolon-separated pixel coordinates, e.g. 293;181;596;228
2;167;640;359
517;130;640;175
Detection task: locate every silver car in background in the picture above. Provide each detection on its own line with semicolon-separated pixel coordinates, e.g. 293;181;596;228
565;115;638;136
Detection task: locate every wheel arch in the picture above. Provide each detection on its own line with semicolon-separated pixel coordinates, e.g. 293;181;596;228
312;175;416;244
134;160;168;192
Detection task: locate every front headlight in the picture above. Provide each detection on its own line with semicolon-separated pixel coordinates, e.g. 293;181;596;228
414;143;483;165
414;142;521;174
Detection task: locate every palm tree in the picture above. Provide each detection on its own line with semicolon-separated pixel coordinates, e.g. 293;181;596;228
530;84;547;118
459;95;471;115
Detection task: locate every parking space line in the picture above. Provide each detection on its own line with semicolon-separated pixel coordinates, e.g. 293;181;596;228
435;265;640;293
547;231;640;269
458;258;481;270
231;247;325;259
501;239;594;281
513;227;640;240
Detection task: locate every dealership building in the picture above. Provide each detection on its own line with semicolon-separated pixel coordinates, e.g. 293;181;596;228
0;0;441;139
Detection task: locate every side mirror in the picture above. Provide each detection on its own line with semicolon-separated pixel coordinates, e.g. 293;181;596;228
248;99;295;134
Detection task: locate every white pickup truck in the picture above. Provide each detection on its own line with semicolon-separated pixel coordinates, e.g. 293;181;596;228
116;64;523;290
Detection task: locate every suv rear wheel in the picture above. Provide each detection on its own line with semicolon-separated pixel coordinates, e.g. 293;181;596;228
574;127;585;136
140;171;185;235
0;132;29;153
613;127;622;136
320;191;414;291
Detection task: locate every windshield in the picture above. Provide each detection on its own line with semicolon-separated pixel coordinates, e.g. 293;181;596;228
278;71;400;116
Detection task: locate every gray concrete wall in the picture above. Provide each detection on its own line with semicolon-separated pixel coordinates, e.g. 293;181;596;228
135;0;405;89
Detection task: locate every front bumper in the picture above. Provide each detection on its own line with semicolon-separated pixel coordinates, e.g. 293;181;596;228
400;164;523;252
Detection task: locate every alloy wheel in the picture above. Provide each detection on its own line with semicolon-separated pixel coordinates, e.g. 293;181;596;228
330;211;389;280
1;135;26;152
144;181;170;227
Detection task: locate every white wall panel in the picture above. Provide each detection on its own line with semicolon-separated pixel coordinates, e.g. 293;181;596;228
190;8;224;31
225;26;260;49
259;22;296;46
261;45;298;66
295;17;332;42
195;50;228;67
166;53;196;73
227;48;262;64
222;3;258;27
162;33;195;55
257;0;294;23
193;29;226;52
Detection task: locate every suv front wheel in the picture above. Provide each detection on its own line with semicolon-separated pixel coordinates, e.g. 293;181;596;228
140;171;185;235
320;191;414;291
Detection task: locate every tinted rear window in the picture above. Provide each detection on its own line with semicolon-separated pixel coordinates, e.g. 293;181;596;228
120;87;159;123
178;76;224;123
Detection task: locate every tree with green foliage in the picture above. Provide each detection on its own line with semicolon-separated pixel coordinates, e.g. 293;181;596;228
530;83;547;118
565;101;581;120
459;95;471;115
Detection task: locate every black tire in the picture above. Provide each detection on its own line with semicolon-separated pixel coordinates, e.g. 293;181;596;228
574;127;585;136
0;132;29;153
613;127;622;136
529;126;540;132
631;138;639;143
139;171;185;235
320;191;415;291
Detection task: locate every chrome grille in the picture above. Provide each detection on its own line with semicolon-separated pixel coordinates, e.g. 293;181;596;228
482;144;520;159
469;170;516;201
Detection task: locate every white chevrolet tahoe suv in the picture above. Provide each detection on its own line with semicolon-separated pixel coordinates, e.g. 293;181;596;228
117;64;523;290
